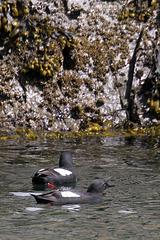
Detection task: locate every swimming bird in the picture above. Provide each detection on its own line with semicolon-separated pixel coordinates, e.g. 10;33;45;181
32;152;77;187
32;179;114;205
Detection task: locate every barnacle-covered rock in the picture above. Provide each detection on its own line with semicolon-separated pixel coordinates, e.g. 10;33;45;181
0;0;159;134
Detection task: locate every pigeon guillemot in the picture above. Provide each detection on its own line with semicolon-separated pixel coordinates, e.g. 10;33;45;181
32;179;114;205
32;152;77;187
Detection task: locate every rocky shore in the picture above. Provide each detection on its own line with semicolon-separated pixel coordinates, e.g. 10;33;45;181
0;0;160;135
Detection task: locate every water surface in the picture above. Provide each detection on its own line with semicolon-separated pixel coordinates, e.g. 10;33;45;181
0;136;160;239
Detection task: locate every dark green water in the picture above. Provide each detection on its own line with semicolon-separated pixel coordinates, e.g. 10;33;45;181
0;136;160;239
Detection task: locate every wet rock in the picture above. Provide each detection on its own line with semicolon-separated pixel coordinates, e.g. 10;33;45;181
0;0;159;132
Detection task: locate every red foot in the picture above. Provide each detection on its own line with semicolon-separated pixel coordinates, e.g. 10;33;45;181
47;183;56;189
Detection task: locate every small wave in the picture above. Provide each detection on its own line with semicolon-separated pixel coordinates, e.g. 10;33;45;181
10;192;41;197
25;207;44;212
118;210;137;214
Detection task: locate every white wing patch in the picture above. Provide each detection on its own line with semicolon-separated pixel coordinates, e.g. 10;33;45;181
54;168;72;176
39;168;45;172
61;191;80;198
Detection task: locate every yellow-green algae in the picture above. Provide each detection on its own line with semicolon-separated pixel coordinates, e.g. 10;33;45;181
1;122;160;141
0;0;77;79
119;0;159;22
147;98;160;115
25;129;39;140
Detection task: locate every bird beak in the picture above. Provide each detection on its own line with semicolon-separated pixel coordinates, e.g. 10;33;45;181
102;181;115;188
106;183;115;187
